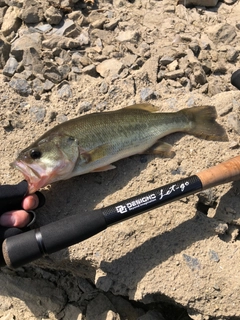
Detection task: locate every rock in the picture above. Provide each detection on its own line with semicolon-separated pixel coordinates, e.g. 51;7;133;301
22;47;43;75
9;78;32;96
3;56;18;77
11;33;42;61
0;37;11;69
62;304;83;320
140;87;157;101
43;62;63;83
167;60;178;71
42;35;80;49
44;6;63;25
160;56;175;66
138;310;166;320
1;6;21;37
78;101;92;113
104;18;120;30
19;0;45;23
96;58;124;78
116;30;140;43
193;65;207;85
85;293;118;320
228;112;240;134
206;23;237;44
43;79;55;91
32;78;44;96
226;48;239;62
50;18;80;38
82;64;97;77
29;105;46;122
57;82;72;100
164;69;185;80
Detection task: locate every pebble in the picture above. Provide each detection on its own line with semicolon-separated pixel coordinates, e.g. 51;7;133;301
82;64;97;77
160;56;175;66
164;69;185;80
1;6;21;38
96;58;124;78
140;87;157;101
29;105;46;122
9;78;32;96
44;6;63;25
57;82;72;100
116;30;140;43
3;56;18;77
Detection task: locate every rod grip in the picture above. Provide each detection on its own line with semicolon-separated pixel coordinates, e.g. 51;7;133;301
2;209;107;268
196;155;240;190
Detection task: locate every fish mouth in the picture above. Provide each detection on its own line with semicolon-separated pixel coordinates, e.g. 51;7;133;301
11;160;51;194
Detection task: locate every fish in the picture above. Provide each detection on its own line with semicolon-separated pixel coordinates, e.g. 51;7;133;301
11;104;228;193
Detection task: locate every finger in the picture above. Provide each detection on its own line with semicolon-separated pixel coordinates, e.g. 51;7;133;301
0;210;31;228
22;194;39;211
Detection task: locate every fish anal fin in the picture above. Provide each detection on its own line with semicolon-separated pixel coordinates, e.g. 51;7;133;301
142;141;175;158
91;164;116;172
79;144;109;163
124;103;159;113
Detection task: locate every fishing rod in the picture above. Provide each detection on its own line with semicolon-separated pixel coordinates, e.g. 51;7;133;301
2;155;240;269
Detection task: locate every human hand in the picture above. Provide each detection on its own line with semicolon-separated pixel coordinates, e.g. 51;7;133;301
0;181;45;266
0;193;40;228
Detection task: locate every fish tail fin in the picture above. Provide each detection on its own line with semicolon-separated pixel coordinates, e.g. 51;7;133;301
180;106;228;141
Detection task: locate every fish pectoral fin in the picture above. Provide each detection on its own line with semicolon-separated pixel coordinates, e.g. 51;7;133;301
142;141;175;158
91;164;116;172
79;144;110;163
124;103;159;113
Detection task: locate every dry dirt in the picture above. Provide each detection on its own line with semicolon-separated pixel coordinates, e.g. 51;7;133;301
0;0;240;320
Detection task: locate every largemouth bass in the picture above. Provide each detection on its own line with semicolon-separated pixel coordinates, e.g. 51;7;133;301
12;104;228;193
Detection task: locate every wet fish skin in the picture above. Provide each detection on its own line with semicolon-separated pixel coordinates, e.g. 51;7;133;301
11;104;228;193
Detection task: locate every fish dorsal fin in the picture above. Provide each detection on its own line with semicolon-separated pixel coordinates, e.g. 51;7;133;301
124;103;159;113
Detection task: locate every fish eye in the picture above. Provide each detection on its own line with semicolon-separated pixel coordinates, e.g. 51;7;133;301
30;149;42;160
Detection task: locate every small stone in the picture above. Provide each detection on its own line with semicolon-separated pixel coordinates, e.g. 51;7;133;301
209;250;220;263
214;223;228;235
164;69;185;80
167;60;178;71
116;30;140;43
1;6;21;37
9;78;32;96
20;0;45;23
206;23;237;44
32;78;44;96
57;82;72;100
3;56;18;77
183;254;201;270
100;81;108;94
78;31;90;46
226;48;239;62
193;66;207;85
140;87;157;101
96;58;123;78
78;101;92;113
50;18;80;38
0;37;11;69
43;63;63;83
29;105;46;122
82;64;97;77
160;56;175;66
104;18;119;30
228;112;240;134
43;79;55;91
44;6;63;25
